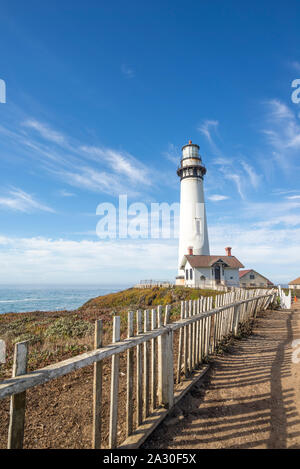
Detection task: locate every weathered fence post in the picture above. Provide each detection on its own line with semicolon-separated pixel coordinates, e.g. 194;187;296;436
92;320;103;449
126;311;134;437
8;341;28;449
232;304;241;336
151;308;157;411
158;305;174;408
143;310;150;419
136;310;143;427
188;300;193;374
165;305;174;408
109;315;120;449
183;301;188;378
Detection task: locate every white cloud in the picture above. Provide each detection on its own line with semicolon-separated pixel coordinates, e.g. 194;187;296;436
286;195;300;200
262;100;300;171
0;188;54;213
54;166;140;197
199;120;261;198
59;189;76;197
208;222;300;283
3;118;154;197
244;198;300;223
213;157;232;166
198;120;219;143
240;161;261;189
265;99;294;120
223;172;245;199
0;235;177;284
80;145;150;185
22;119;66;145
162;143;180;165
207;194;229;202
0;215;298;284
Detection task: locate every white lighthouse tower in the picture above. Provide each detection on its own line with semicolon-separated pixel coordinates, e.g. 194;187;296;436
176;140;210;284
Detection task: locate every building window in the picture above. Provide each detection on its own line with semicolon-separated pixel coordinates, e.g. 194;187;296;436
230;276;233;279
190;269;193;280
185;269;188;280
200;275;206;281
250;274;255;279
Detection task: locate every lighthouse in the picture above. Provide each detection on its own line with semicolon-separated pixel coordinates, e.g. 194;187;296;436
176;140;210;284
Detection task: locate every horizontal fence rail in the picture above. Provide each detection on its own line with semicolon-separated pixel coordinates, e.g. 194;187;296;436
0;288;278;449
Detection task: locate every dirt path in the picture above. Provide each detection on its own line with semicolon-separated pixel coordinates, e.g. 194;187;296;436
143;304;300;449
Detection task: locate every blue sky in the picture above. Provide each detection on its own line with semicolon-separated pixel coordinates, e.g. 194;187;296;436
0;0;300;285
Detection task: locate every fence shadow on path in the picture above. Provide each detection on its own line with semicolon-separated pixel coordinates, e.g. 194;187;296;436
143;308;300;449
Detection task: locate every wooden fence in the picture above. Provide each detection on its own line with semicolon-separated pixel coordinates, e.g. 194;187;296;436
0;288;277;449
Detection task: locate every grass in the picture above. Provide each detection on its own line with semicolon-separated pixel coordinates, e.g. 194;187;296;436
0;286;222;379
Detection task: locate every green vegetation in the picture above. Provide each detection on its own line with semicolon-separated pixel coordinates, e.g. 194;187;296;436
0;286;222;379
80;286;220;312
45;317;93;340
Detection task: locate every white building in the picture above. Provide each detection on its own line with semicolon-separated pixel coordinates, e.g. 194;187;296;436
175;140;244;288
239;269;273;288
180;246;244;288
176;141;210;285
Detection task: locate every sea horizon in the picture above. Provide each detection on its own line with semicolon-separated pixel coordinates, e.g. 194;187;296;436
0;284;132;314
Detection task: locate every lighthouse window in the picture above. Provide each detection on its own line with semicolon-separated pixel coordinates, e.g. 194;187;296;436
190;269;193;280
195;218;202;235
185;269;188;280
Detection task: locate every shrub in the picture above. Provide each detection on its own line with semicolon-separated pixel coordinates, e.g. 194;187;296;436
45;317;93;339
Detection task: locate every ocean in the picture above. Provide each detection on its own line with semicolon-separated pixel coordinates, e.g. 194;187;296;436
0;284;130;314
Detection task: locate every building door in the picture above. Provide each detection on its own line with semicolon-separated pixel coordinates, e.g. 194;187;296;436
214;265;221;284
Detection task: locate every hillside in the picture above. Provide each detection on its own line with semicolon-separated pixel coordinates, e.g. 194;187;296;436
0;286;220;380
79;286;220;313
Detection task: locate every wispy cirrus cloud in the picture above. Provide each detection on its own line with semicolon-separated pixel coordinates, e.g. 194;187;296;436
53;166;141;197
162;143;180;165
4;118;153;197
240;161;261;189
22;119;66;144
80;145;149;184
58;189;76;197
199;119;261;200
0;188;54;213
224;173;245;199
198;119;219;143
262;100;300;169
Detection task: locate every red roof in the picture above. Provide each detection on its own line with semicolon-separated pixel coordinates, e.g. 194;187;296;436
239;269;252;278
183;255;244;269
289;277;300;285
